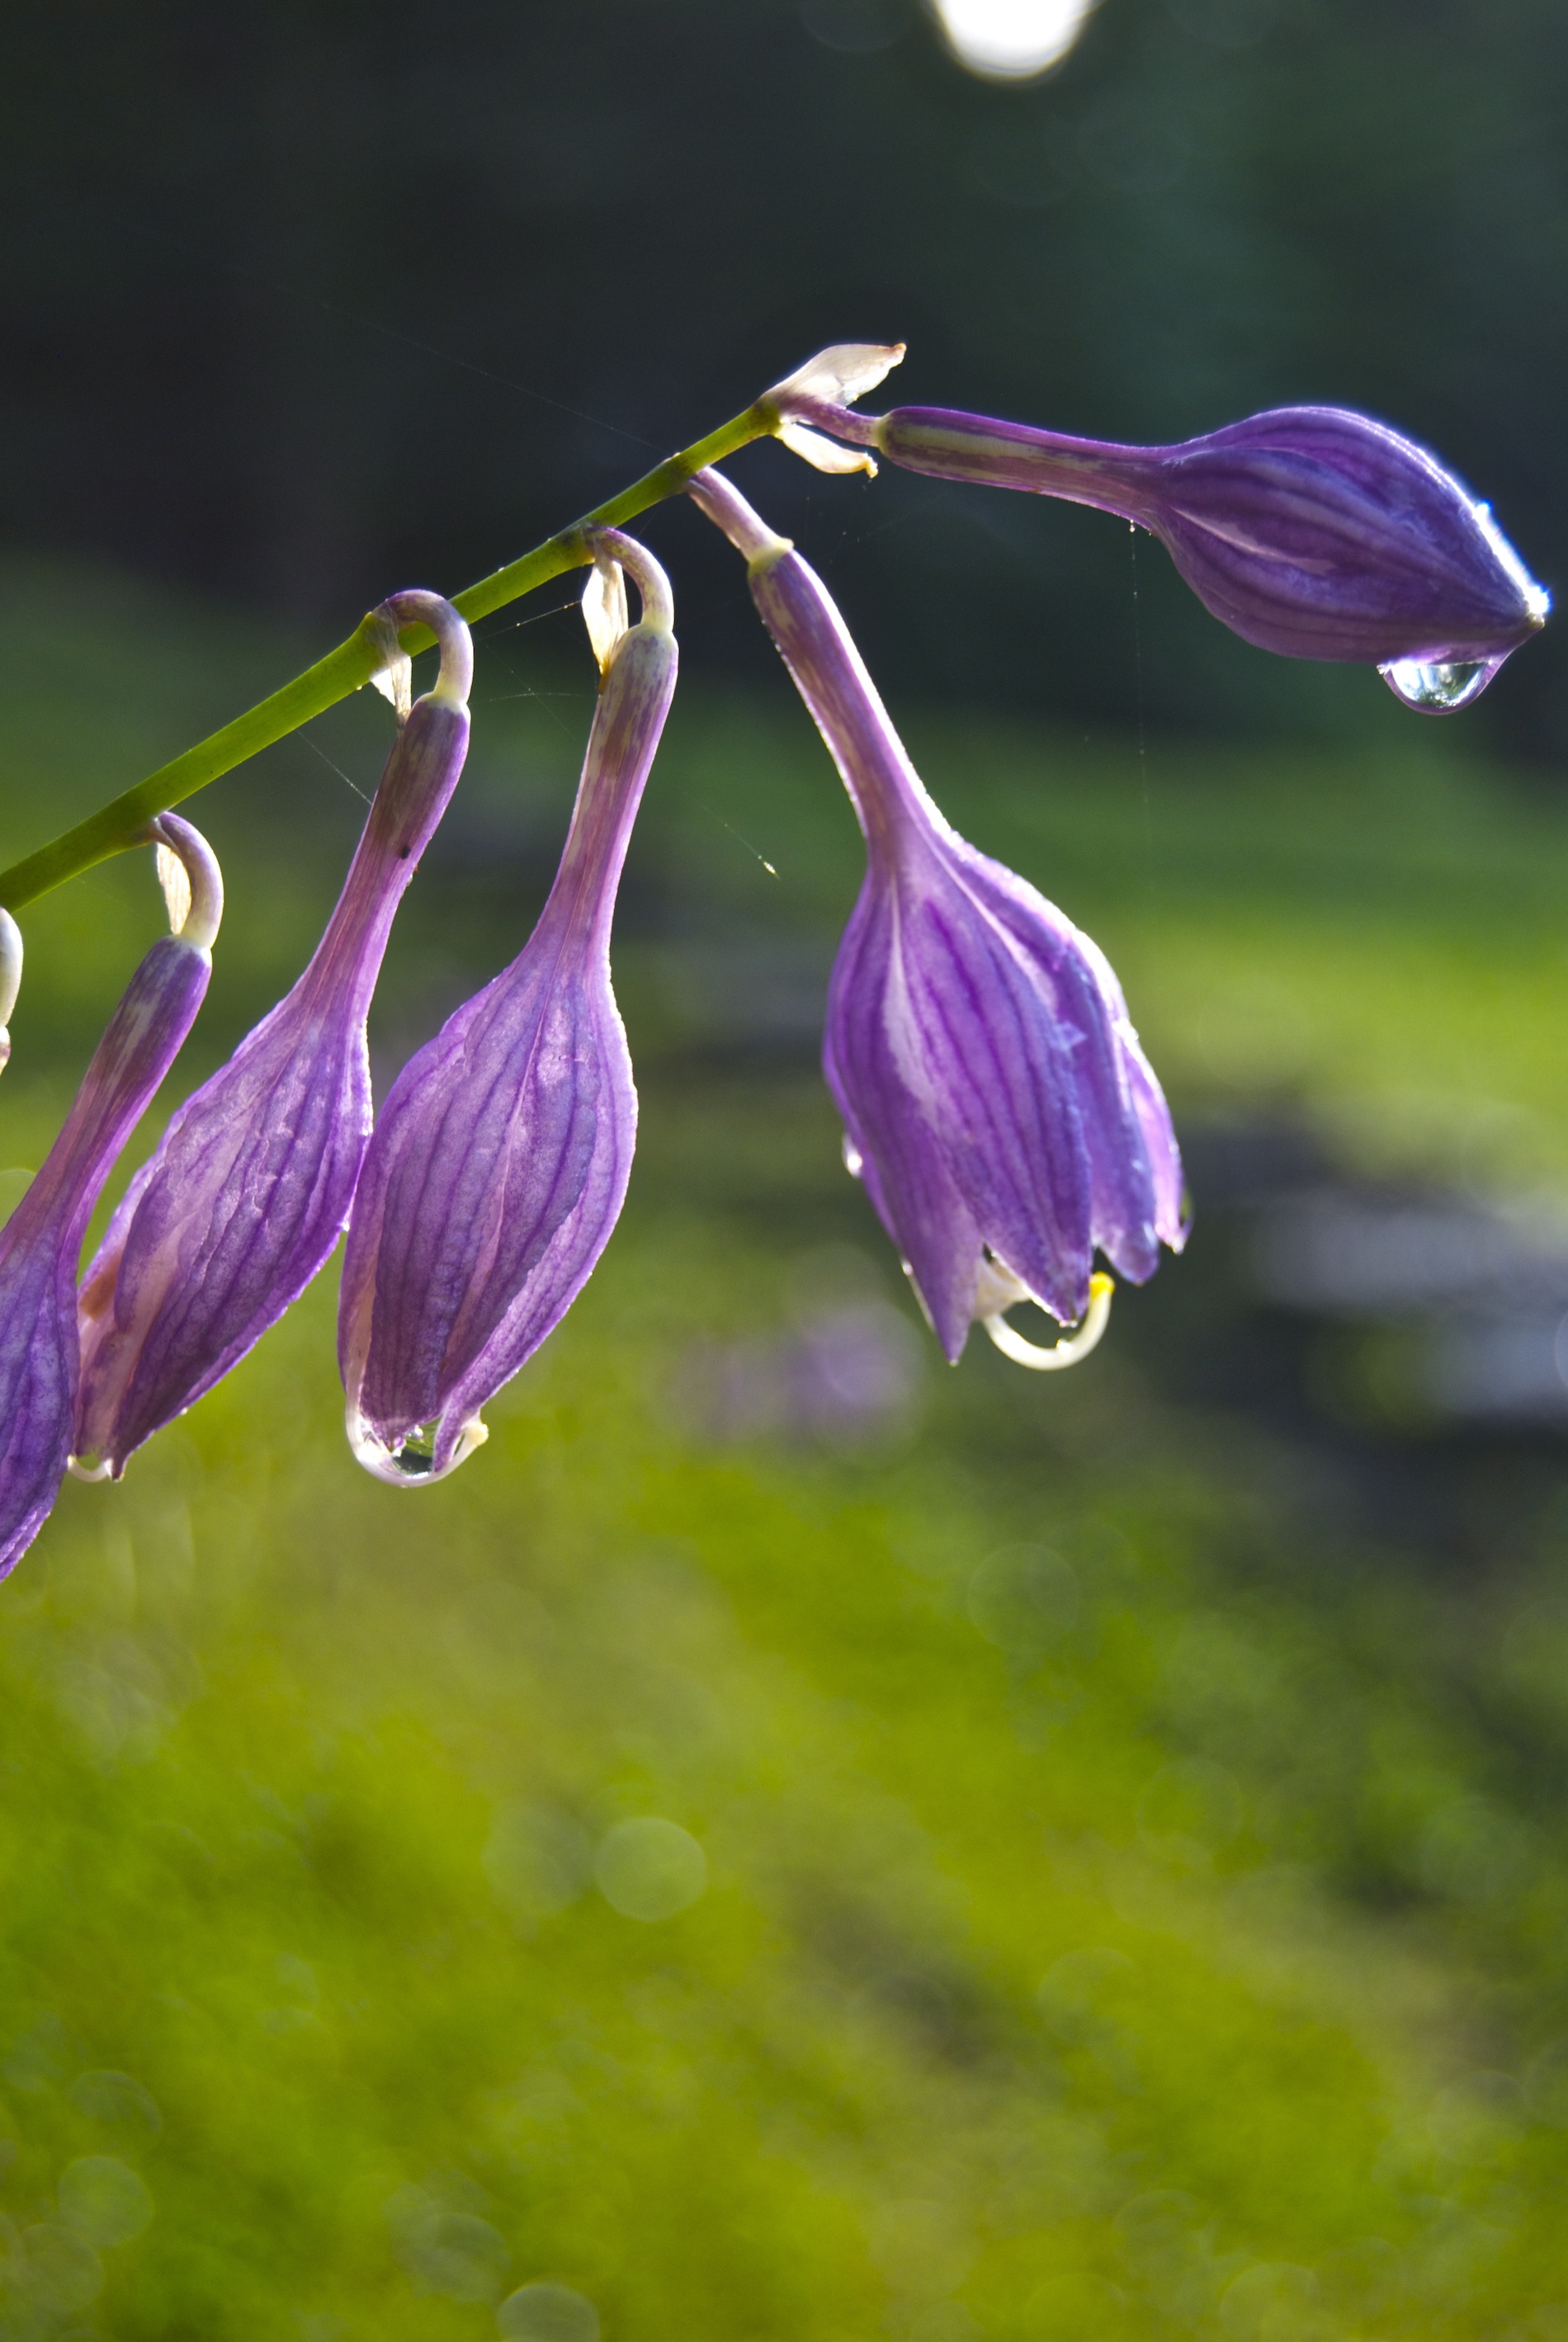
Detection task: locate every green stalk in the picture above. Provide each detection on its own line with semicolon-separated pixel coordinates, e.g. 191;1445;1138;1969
0;400;776;911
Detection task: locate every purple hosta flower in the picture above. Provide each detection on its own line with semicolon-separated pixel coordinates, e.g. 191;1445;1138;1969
0;818;220;1570
338;530;678;1483
769;347;1547;710
690;465;1183;1367
72;590;472;1479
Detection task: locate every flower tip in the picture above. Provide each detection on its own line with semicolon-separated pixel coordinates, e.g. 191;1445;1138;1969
983;1272;1115;1372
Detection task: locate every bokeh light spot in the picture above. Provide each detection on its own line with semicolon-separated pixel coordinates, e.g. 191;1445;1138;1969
967;1542;1079;1652
59;2155;154;2247
14;2226;102;2316
498;2281;602;2342
929;0;1098;80
68;2070;161;2138
386;2189;511;2303
594;1817;707;1922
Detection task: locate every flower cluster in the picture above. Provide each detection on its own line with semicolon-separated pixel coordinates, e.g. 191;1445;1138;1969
0;345;1546;1571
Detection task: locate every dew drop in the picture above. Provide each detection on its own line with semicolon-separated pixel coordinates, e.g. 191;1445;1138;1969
346;1406;488;1488
389;1422;441;1476
1378;655;1503;713
841;1131;864;1179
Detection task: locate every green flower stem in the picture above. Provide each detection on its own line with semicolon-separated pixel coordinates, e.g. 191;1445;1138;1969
0;400;777;912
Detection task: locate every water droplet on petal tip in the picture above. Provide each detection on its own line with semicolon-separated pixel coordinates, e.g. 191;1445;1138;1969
1378;655;1502;712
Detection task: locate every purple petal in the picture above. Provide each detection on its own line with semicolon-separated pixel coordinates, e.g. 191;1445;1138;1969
75;991;375;1466
823;876;991;1362
952;843;1164;1284
0;1244;73;1577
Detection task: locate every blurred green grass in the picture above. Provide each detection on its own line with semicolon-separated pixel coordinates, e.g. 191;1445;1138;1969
3;563;1568;2337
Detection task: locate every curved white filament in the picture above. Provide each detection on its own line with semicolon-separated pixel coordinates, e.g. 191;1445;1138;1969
984;1272;1113;1370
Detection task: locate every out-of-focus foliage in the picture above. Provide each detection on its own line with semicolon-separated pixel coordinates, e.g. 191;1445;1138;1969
2;570;1568;2334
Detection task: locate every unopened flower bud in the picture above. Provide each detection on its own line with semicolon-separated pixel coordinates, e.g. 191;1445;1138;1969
73;593;472;1478
691;465;1183;1364
867;403;1548;706
339;531;678;1484
0;817;218;1565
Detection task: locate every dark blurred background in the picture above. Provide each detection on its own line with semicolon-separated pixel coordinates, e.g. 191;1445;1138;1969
4;0;1566;751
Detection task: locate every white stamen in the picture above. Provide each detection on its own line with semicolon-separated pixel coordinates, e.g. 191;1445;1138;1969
983;1272;1114;1370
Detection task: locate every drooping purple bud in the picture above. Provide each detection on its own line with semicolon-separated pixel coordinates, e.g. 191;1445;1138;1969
0;817;219;1570
338;531;678;1484
690;466;1183;1367
73;592;472;1479
779;371;1547;709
